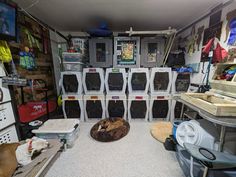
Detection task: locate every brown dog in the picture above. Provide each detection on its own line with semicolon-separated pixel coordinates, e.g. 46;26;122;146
0;143;19;177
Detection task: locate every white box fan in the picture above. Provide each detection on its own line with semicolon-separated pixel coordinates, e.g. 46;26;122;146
105;68;127;94
62;95;84;121
105;94;127;120
176;120;217;150
61;71;83;95
172;71;191;95
84;94;105;121
128;94;149;121
150;67;172;95
149;94;171;121
82;68;105;94
128;68;150;94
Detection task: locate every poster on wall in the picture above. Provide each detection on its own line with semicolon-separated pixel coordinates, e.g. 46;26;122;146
201;22;222;62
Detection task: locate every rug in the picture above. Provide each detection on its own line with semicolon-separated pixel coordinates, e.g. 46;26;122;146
150;121;173;143
90;117;130;142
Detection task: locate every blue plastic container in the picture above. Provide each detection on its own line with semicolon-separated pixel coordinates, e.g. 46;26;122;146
173;120;184;140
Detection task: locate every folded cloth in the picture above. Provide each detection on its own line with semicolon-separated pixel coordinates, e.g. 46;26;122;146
16;137;49;166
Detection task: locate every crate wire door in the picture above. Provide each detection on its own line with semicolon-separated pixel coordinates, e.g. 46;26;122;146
149;95;171;121
128;95;149;121
61;71;83;95
105;68;127;94
170;100;188;121
89;38;113;68
150;67;172;95
172;71;191;94
106;95;127;120
128;68;150;94
84;95;105;120
83;68;105;94
140;37;165;67
62;95;84;121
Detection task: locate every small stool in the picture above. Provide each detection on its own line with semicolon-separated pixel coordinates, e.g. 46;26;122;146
32;119;79;150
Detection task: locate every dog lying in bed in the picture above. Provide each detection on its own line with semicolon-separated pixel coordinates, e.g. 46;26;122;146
0;137;49;177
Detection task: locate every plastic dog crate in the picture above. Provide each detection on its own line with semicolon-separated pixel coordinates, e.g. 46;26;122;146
128;94;149;121
128;68;150;94
89;38;113;68
149;94;171;121
61;71;83;95
82;68;105;94
113;37;140;68
62;95;84;121
140;37;165;67
172;71;191;95
149;67;172;95
0;125;18;144
105;68;127;94
84;94;105;121
105;94;127;120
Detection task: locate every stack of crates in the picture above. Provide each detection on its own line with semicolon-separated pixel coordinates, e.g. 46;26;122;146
105;68;127;120
61;71;84;121
127;68;150;121
149;67;172;121
83;68;105;121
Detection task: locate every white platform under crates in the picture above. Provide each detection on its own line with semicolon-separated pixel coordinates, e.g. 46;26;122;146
105;68;127;94
83;94;106;121
61;71;83;95
149;94;171;121
82;68;105;95
62;95;84;121
149;67;172;95
128;94;149;121
105;94;127;120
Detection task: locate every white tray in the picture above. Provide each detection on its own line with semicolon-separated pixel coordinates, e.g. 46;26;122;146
32;119;79;134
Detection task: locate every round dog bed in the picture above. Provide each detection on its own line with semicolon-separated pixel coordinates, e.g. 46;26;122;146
150;121;173;143
90;117;130;142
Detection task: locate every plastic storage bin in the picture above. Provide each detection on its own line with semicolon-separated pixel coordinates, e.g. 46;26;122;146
32;119;80;148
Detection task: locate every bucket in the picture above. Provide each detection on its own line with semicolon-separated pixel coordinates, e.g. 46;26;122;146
173;120;183;140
